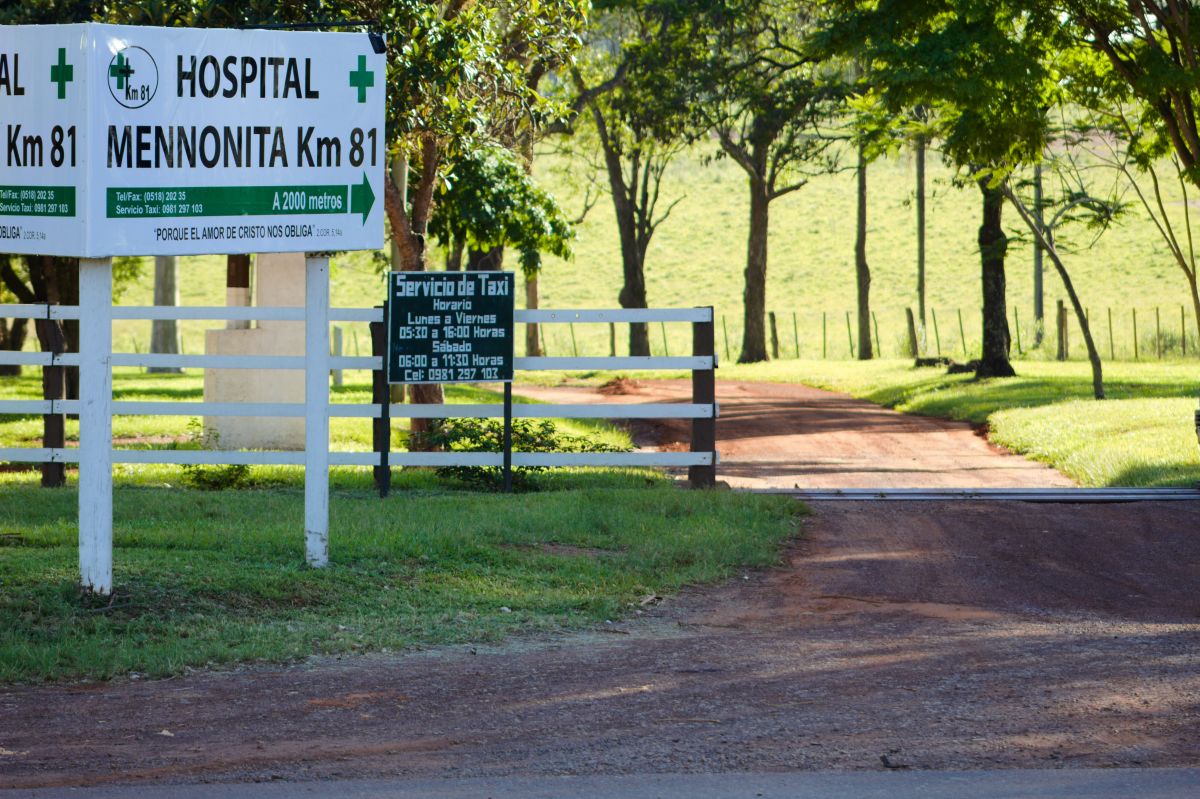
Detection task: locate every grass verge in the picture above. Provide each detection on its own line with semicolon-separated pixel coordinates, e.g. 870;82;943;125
0;395;800;683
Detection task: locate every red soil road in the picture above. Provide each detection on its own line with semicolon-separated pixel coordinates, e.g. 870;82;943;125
514;379;1075;489
0;501;1197;787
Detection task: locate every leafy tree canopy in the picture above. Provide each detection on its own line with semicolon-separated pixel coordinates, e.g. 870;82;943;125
429;144;574;275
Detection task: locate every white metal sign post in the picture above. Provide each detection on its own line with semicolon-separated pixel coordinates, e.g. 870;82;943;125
0;23;385;592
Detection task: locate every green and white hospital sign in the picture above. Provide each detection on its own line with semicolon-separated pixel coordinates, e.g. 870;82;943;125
0;23;385;257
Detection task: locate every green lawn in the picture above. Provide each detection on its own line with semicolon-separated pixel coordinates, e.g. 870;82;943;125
708;358;1200;488
0;371;805;684
0;478;800;684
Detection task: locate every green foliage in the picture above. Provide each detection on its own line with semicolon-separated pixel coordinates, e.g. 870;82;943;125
423;417;630;491
429;145;575;275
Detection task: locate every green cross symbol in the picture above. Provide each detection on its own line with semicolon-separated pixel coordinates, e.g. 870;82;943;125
348;55;374;103
50;48;74;100
109;52;134;91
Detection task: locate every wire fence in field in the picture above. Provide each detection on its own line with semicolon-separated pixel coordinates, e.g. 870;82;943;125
12;300;1200;369
527;302;1200;363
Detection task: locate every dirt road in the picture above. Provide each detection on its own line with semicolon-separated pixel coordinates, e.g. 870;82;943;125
514;379;1075;489
2;500;1197;789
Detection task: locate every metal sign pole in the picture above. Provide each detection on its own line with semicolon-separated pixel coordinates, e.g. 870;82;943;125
78;257;113;594
503;382;513;493
304;254;331;567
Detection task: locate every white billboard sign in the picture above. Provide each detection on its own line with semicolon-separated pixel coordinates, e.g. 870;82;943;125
0;23;385;257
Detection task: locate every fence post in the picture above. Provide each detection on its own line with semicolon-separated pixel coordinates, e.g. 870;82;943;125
304;253;331;568
609;322;616;357
370;307;391;498
1108;307;1115;361
1056;300;1066;361
721;315;730;362
769;311;780;359
792;311;799;358
1182;306;1188;357
931;308;941;356
1133;308;1139;361
871;311;882;358
1013;307;1023;355
78;257;113;596
957;308;967;357
331;326;343;387
822;312;827;359
36;316;66;488
660;321;670;357
689;307;717;489
569;322;579;357
1155;306;1162;359
844;311;854;357
905;307;918;357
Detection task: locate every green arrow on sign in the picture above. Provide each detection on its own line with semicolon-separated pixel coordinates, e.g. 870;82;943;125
106;177;378;222
350;172;374;224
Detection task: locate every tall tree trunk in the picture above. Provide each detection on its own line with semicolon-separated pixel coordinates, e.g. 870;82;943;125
608;176;649;356
445;238;464;271
740;179;770;363
976;178;1016;378
383;139;445;445
149;255;181;373
915;134;927;327
1188;273;1200;353
525;274;541;356
856;145;873;360
1032;164;1045;346
1001;185;1104;398
466;246;504;271
589;102;651;356
0;316;27;376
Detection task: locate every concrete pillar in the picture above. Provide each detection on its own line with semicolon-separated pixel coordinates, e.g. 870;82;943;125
203;253;306;449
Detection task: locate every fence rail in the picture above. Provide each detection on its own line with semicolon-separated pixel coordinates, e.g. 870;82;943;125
1;273;718;596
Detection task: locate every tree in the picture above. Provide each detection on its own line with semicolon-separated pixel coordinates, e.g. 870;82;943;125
1002;172;1119;399
563;3;696;356
346;0;584;443
823;0;1067;378
429;144;575;278
1058;11;1200;341
691;0;844;363
854;138;872;360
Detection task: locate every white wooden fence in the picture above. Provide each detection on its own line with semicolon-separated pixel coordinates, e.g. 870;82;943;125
0;258;717;595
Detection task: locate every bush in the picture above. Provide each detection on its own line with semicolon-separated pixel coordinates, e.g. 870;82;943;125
423;417;629;491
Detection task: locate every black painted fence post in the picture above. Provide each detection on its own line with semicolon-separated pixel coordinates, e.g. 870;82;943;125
36;314;66;488
689;307;717;489
370;306;391;498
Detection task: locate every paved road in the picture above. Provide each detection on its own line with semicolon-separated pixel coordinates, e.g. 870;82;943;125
5;769;1199;799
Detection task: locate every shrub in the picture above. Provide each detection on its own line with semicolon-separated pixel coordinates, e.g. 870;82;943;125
423;417;629;491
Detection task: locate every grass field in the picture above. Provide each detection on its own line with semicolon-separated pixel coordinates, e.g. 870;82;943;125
6;139;1193;425
8;145;1196;364
0;474;800;683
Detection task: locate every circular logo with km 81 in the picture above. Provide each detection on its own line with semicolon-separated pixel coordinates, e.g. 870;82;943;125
107;45;158;109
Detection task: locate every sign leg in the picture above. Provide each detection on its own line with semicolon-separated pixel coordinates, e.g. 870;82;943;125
78;258;113;595
503;382;513;494
304;254;330;567
370;305;391;498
